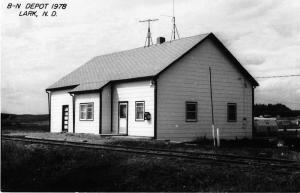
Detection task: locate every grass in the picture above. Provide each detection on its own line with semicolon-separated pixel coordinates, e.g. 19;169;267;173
1;113;49;134
2;140;300;192
192;135;300;148
106;136;300;161
1;125;49;134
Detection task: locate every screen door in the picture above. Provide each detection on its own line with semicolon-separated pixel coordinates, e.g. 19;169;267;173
118;102;128;134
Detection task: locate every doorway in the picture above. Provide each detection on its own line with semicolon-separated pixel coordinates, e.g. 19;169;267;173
62;105;69;132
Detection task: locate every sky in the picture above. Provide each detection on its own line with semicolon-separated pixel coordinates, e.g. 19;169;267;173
1;0;300;114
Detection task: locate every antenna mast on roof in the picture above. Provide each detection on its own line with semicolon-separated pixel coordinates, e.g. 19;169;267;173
162;0;180;41
171;0;180;40
139;18;159;47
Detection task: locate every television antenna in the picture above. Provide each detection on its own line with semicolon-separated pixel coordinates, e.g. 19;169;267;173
139;18;159;47
162;0;180;41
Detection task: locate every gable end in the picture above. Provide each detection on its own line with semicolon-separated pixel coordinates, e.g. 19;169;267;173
156;33;259;87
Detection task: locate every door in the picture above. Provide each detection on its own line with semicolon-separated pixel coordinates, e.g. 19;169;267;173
118;102;128;134
62;105;69;132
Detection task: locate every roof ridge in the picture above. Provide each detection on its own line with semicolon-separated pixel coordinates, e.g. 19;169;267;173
93;32;211;59
164;32;211;43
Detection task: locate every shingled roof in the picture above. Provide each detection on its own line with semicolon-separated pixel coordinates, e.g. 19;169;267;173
46;33;258;92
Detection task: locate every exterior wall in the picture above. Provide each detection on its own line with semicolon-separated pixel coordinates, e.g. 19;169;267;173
157;38;253;141
50;89;73;133
112;80;154;137
101;85;112;134
74;93;100;134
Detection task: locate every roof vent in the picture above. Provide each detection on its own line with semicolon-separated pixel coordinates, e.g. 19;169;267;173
156;37;166;44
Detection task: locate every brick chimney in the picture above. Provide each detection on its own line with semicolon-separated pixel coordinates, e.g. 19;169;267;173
156;37;166;44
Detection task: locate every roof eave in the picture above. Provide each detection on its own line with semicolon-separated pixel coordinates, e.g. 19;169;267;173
46;85;79;92
67;76;155;93
69;89;101;95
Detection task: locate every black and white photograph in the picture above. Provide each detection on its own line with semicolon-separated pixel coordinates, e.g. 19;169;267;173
1;0;300;192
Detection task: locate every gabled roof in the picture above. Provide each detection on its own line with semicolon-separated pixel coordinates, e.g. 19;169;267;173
46;33;258;92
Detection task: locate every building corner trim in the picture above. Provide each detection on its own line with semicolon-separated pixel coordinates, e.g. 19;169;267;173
99;88;103;134
252;86;255;138
71;94;76;133
46;90;51;132
154;78;158;139
110;84;114;133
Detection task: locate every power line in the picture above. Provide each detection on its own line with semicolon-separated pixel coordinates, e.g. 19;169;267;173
255;74;300;78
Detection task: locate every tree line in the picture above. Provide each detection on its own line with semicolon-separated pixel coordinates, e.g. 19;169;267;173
254;104;300;117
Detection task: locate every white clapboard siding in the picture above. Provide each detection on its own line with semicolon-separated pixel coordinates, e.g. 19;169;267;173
75;93;99;134
112;80;154;137
101;85;112;134
157;38;253;141
50;89;73;133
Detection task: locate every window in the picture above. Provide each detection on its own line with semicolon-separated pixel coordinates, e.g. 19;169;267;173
119;103;127;118
135;101;145;121
186;102;197;122
80;103;94;120
227;103;237;122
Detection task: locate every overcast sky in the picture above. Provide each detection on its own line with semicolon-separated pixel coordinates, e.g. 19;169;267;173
1;0;300;114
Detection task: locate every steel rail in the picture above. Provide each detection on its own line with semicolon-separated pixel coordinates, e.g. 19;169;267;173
2;135;300;170
2;135;294;163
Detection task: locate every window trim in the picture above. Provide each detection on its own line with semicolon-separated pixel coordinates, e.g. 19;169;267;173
227;103;237;122
185;101;198;122
79;102;94;121
135;101;145;121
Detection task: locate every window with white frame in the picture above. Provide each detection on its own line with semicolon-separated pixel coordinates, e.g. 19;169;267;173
135;101;145;121
80;103;94;120
186;101;198;122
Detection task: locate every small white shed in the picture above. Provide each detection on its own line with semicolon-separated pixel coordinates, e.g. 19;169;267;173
254;117;278;134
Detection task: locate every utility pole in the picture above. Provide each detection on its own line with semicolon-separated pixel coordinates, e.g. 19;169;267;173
139;19;158;47
209;66;216;147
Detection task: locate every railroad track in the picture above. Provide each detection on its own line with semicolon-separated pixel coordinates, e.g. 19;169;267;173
2;135;300;170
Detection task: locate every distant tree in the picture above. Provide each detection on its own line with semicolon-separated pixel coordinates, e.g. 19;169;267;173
254;103;299;117
1;113;16;120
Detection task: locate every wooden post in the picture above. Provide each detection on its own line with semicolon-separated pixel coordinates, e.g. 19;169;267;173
217;128;220;147
212;125;215;147
209;67;215;147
